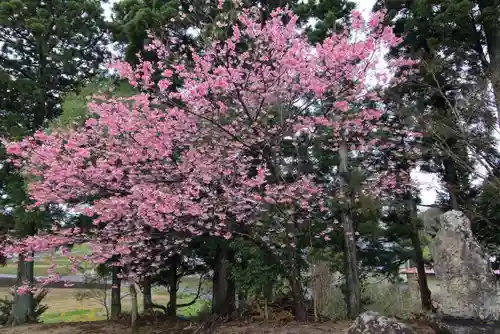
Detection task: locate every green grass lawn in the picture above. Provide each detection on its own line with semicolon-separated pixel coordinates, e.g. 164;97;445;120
40;300;209;324
38;290;210;324
41;308;104;324
0;242;211;325
0;283;210;324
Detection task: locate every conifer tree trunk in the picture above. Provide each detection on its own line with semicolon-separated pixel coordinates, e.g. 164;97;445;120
212;241;235;317
339;141;361;319
284;221;307;321
410;230;434;312
477;0;500;127
142;277;153;312
129;283;138;333
167;255;178;316
111;265;121;320
407;195;433;312
442;143;463;210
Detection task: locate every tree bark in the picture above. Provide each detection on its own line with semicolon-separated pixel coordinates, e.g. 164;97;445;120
477;0;500;127
7;254;35;326
284;220;307;321
237;290;248;312
111;265;121;320
129;283;138;333
411;232;434;311
342;216;361;319
442;151;462;210
286;264;307;321
339;141;361;319
167;255;178;316
407;194;434;312
312;261;331;319
34;34;50;129
227;248;236;315
142;277;153;312
212;241;235;317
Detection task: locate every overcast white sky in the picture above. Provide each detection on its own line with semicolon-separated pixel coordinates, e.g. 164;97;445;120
102;0;441;207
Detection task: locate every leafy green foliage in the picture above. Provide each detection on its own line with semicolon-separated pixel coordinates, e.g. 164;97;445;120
378;0;497;212
231;240;286;301
0;2;109;322
0;146;55;238
0;0;111;247
472;176;500;269
110;0;355;66
0;0;110;131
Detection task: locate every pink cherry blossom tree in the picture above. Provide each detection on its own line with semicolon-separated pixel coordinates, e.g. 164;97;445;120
4;6;415;320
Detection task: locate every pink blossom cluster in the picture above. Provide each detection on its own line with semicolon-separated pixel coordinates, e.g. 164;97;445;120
4;7;417;283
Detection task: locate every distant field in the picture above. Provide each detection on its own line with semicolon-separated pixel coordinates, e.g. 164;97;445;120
0;244;91;277
0;283;210;324
0;243;212;324
0;265;72;277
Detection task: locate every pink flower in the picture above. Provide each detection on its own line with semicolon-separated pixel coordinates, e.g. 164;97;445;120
16;286;31;295
335;101;349;112
3;6;414;283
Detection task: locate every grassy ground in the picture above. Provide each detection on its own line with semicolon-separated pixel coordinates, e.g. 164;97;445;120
0;243;214;325
0;285;209;324
0;273;210;324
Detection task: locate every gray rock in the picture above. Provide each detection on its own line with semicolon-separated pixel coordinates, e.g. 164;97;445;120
347;311;416;334
431;210;499;321
419;207;444;238
428;314;500;334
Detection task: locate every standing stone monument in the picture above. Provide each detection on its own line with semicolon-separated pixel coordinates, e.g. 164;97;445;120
429;210;500;333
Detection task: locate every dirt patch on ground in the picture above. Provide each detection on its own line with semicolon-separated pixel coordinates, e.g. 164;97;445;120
0;319;436;334
0;320;348;334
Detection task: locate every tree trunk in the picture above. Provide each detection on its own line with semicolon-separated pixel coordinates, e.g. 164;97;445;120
477;0;500;127
411;232;434;312
212;241;235;317
312;261;331;319
227;248;236;315
167;255;178;316
442;154;462;210
237;290;248;312
286;265;307;321
129;283;138;333
339;142;361;319
142;277;153;312
111;265;121;320
7;254;35;326
263;279;273;312
284;220;307;321
342;219;361;319
34;34;51;129
407;195;434;312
